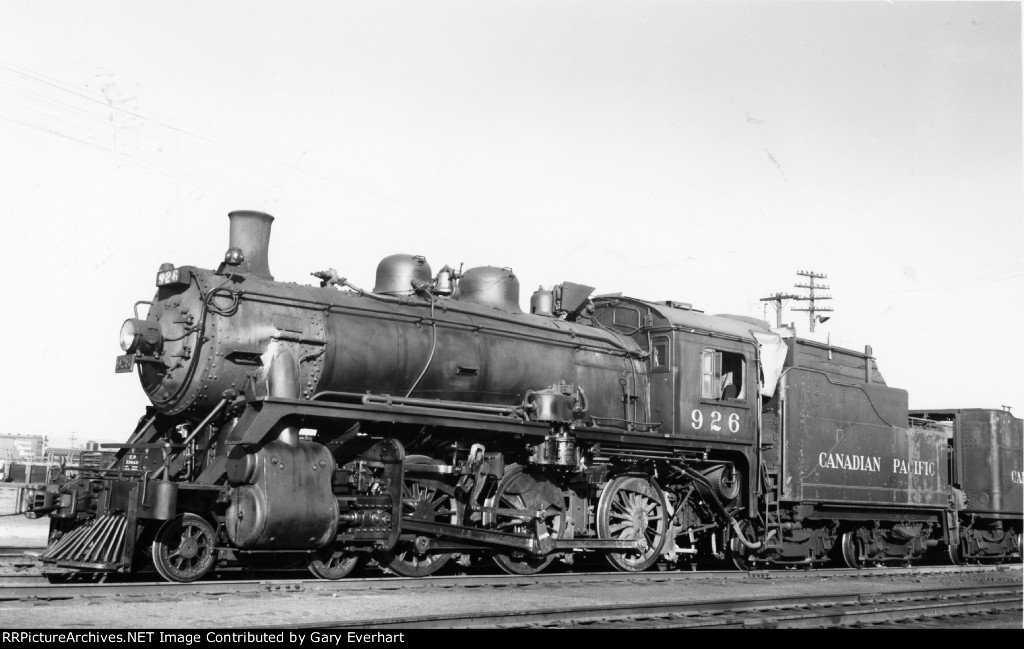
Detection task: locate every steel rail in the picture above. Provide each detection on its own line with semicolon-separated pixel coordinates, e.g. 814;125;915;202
0;564;1016;602
721;594;1023;629
265;584;1022;629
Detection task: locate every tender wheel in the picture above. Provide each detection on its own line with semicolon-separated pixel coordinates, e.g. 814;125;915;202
308;546;362;580
840;530;862;569
376;459;461;577
597;474;667;572
486;465;566;575
152;513;216;583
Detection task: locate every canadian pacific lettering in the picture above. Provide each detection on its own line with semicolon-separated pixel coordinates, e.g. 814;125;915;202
892;459;936;476
818;453;881;472
816;453;939;477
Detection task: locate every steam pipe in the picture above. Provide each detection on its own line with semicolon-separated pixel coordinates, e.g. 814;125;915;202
181;391;237;448
267;349;300;447
361;394;524;416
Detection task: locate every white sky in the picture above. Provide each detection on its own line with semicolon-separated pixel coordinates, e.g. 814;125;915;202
0;1;1021;447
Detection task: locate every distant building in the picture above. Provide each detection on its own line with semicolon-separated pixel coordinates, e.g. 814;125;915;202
0;435;45;462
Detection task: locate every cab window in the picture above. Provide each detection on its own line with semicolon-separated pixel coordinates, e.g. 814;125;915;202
700;349;745;400
651;336;670;370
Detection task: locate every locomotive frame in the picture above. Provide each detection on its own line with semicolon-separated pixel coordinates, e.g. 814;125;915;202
26;211;1022;582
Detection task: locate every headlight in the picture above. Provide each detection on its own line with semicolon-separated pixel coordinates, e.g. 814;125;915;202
119;319;162;354
120;320;139;352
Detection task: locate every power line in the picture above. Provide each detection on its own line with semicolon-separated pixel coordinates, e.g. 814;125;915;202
759;292;801;328
790;270;833;332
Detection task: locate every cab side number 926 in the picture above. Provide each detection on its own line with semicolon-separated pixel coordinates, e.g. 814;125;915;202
691;409;740;433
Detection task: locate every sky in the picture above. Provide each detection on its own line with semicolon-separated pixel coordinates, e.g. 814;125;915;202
0;1;1021;447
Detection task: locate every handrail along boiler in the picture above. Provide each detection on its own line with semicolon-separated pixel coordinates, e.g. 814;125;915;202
27;211;1022;581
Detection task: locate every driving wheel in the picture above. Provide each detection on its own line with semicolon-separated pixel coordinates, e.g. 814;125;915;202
597;474;667;572
376;460;461;577
486;465;566;575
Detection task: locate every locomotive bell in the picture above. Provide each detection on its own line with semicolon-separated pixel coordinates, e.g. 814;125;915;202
373;254;432;296
434;265;457;295
530;286;554;316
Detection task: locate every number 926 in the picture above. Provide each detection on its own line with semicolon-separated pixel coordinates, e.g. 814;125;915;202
691;409;740;433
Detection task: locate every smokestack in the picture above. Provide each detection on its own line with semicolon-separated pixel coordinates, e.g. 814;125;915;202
227;210;274;280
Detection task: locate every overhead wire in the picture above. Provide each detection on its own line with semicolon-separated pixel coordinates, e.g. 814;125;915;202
878;254;1024;294
0;60;521;233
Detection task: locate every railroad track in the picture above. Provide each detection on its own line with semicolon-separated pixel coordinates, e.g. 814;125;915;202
0;564;1017;602
265;584;1022;629
0;548;43;562
0;548;47;585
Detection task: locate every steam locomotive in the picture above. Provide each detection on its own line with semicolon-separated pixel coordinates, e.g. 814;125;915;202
27;211;1022;582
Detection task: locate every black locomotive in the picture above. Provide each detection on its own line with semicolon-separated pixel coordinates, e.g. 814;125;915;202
27;211;1022;581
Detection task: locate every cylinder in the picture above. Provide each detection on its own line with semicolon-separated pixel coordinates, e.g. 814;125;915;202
228;210;274;279
225;446;257;485
224;440;339;550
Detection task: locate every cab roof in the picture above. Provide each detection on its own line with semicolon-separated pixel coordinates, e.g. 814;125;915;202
593;296;773;341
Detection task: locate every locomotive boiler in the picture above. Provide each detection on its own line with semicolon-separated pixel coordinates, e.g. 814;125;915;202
26;211;1022;581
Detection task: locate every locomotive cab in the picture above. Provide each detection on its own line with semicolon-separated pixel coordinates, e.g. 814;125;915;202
593;298;767;488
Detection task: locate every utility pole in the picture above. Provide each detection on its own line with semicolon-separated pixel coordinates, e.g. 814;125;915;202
791;270;834;332
759;292;801;328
